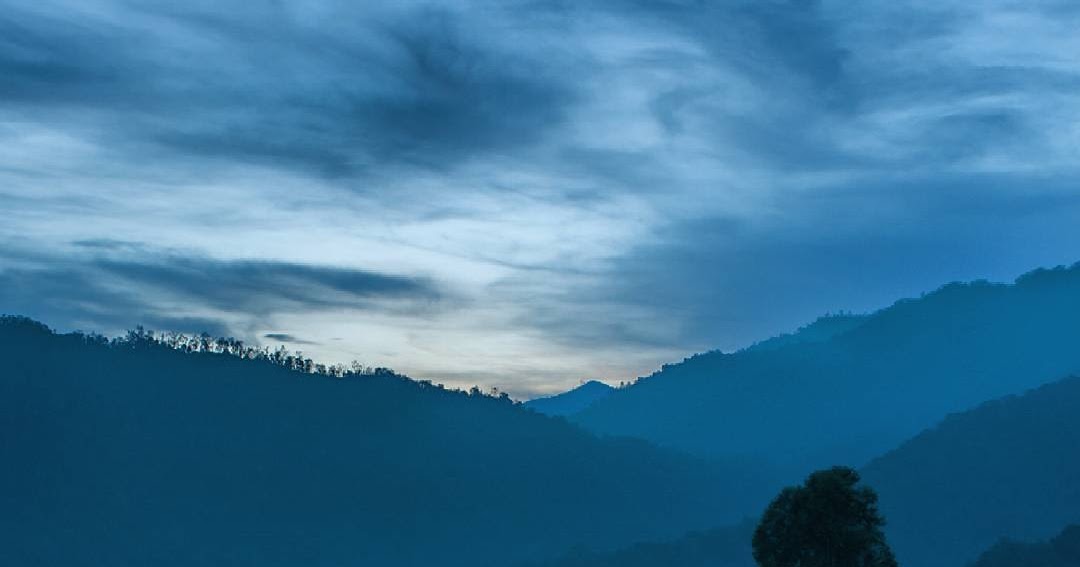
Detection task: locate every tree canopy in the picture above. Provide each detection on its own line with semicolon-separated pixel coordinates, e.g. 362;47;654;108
753;467;898;567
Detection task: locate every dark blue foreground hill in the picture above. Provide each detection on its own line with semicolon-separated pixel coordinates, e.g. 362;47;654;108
0;317;758;567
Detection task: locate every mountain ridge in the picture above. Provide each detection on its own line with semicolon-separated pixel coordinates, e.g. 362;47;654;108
570;262;1080;482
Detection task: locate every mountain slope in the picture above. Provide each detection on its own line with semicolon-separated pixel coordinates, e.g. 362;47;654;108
571;264;1080;479
525;380;615;417
0;317;755;567
745;313;869;353
967;525;1080;567
863;376;1080;567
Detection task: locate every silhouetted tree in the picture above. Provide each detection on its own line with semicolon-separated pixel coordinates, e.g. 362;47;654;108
753;466;898;567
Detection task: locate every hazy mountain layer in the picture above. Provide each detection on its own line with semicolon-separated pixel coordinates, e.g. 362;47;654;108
865;376;1080;567
537;367;1080;567
572;264;1080;479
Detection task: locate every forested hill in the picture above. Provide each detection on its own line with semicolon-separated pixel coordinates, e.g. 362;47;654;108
0;316;760;567
864;375;1080;567
571;263;1080;477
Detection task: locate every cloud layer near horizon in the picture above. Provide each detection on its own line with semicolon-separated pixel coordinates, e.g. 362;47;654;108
3;0;1080;396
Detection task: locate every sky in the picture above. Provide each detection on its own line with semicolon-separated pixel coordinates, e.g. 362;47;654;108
3;0;1080;397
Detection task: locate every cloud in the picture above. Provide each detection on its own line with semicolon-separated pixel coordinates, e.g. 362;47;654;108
3;0;1080;392
0;1;578;177
91;255;442;314
0;243;445;342
0;264;234;338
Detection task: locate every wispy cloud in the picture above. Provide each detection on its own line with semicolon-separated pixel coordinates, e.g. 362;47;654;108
3;0;1080;395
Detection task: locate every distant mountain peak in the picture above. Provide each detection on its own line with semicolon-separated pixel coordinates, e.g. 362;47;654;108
524;380;615;417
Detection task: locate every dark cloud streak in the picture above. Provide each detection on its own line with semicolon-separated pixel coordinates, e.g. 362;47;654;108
0;244;445;341
92;255;441;314
263;333;317;345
